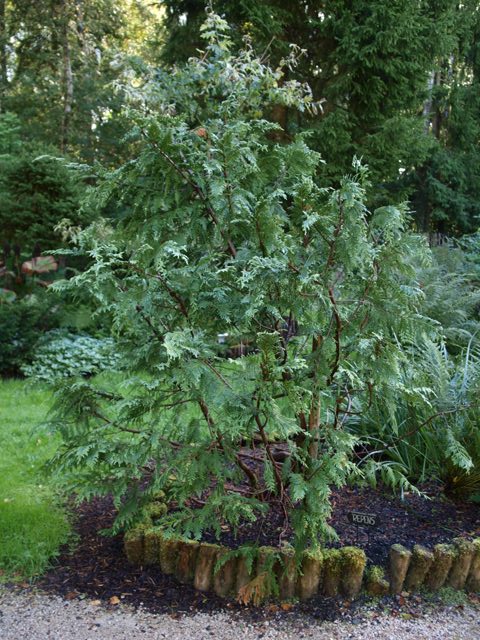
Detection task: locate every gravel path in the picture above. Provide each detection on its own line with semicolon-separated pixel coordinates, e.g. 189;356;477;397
1;590;480;640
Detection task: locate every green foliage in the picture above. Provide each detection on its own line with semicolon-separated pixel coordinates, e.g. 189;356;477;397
0;114;86;253
1;0;131;162
21;330;119;383
411;4;480;233
0;380;72;580
415;245;480;351
355;334;480;499
49;13;433;555
352;238;480;498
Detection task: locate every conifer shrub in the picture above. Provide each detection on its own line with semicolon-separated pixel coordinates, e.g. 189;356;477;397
0;113;87;254
49;11;432;557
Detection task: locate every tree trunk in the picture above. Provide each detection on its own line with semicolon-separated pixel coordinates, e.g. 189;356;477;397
423;70;443;139
60;0;73;153
0;0;7;113
308;335;322;460
422;70;435;132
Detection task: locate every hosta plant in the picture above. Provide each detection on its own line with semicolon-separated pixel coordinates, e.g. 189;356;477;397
21;330;119;383
50;11;433;555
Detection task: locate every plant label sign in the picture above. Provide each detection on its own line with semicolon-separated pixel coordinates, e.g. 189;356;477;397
347;511;380;528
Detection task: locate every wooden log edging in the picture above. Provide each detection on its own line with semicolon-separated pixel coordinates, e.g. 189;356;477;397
124;524;480;604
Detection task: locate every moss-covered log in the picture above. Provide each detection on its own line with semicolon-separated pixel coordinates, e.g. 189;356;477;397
159;537;181;575
213;549;237;597
466;539;480;592
297;550;323;601
447;538;475;590
235;555;255;594
389;544;412;594
194;543;221;592
175;540;200;584
404;544;433;592
424;544;455;591
278;548;297;600
340;547;366;598
142;501;167;523
365;565;389;596
144;529;161;565
125;523;480;604
322;549;342;597
124;528;144;565
252;546;280;602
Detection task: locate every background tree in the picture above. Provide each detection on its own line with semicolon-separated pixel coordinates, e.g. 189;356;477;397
160;0;480;233
410;1;480;234
0;0;164;164
0;113;86;252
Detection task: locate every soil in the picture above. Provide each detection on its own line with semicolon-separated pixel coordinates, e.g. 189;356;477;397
201;484;479;566
31;484;479;620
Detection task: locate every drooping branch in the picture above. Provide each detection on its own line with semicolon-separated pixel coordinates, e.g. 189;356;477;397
198;399;260;492
154;273;190;319
384;402;480;450
143;135;237;258
135;303;165;341
308;335;323;460
253;397;285;497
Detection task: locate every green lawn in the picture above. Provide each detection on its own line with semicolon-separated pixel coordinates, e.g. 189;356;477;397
0;379;71;581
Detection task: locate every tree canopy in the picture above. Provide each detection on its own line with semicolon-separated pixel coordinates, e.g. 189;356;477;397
1;1;479;233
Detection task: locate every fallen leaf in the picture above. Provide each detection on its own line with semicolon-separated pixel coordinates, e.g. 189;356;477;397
90;599;101;606
109;596;120;605
266;604;279;613
280;603;294;611
65;592;79;600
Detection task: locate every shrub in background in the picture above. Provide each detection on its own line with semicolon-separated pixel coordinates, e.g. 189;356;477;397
351;237;480;499
415;245;480;351
354;334;480;501
0;295;61;377
0;113;88;254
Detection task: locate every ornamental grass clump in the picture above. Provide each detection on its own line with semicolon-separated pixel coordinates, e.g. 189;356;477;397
50;11;432;561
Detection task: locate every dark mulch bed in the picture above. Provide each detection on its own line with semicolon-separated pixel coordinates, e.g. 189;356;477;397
328;485;479;565
202;484;479;566
32;485;479;620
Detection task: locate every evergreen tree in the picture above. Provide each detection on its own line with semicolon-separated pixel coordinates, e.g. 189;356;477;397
50;13;432;554
0;113;86;252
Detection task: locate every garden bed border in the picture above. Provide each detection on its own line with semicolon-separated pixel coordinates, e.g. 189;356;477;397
124;520;480;604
